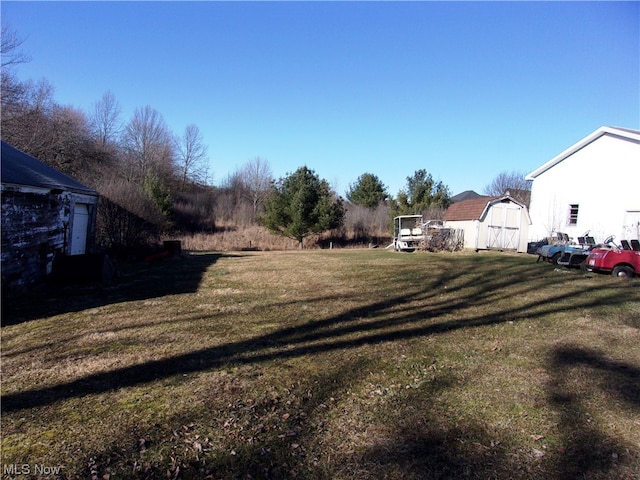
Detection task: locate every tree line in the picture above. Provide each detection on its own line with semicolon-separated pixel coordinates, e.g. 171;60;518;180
1;22;528;251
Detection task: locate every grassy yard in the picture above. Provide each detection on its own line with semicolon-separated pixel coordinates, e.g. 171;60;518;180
1;249;639;479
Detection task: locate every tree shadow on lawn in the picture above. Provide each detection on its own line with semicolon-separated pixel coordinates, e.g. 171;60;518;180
154;357;379;480
79;355;499;480
351;344;640;480
2;252;231;325
69;346;640;479
357;419;513;480
2;261;629;414
547;346;640;479
3;258;639;479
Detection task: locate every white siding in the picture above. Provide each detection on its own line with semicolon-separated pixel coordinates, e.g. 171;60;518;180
528;133;640;242
445;201;530;253
446;220;479;250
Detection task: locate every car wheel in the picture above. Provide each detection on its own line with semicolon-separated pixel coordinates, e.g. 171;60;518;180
551;252;562;265
612;265;635;278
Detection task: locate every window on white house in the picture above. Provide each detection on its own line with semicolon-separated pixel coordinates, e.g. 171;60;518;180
568;204;579;225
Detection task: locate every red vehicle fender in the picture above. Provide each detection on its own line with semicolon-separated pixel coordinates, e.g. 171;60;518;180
586;247;640;278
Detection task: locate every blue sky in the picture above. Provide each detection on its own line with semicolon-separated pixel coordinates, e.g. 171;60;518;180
3;1;638;197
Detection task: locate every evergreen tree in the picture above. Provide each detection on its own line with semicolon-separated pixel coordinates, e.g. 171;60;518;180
346;173;388;208
262;166;344;248
392;169;451;216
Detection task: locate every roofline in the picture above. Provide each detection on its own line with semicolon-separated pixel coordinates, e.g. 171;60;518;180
1;182;50;194
479;195;531;223
1;141;99;196
525;126;640;180
443;194;531;223
498;193;527;209
478;195;509;220
1;179;98;196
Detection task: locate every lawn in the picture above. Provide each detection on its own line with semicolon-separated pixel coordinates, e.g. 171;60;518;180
1;249;639;479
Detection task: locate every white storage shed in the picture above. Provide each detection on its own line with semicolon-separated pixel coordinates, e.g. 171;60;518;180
443;194;531;253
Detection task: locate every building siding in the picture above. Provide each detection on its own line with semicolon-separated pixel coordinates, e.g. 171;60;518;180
443;196;530;253
1;187;67;292
1;142;99;298
1;186;98;296
527;131;640;242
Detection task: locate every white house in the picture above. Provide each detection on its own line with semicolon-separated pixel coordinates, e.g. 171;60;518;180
526;126;640;243
443;194;531;253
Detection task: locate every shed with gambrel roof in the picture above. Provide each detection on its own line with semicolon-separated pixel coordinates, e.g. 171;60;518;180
443;194;531;253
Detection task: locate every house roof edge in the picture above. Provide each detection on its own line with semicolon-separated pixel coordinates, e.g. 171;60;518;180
525;126;640;180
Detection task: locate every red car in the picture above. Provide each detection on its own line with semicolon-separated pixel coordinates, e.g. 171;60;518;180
586;244;640;278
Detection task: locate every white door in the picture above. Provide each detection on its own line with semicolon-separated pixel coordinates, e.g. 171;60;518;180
487;204;521;250
503;207;521;250
70;203;89;255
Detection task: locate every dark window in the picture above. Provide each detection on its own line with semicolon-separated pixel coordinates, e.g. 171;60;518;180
568;204;579;225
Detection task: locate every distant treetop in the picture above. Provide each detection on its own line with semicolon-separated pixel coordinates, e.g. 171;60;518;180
346;173;388;208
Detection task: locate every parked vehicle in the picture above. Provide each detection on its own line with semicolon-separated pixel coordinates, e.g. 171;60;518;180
393;215;423;252
556;235;598;267
536;232;594;266
586;240;640;278
527;238;548;255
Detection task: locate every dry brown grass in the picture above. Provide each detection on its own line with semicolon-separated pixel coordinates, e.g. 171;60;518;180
173;225;392;252
2;249;639;479
175;226;299;251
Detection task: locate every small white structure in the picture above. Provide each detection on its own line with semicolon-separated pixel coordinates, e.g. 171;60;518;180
443;195;531;253
526;126;640;243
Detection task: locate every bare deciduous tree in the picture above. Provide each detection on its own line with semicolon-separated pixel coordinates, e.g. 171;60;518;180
217;170;249;225
89;90;122;148
1;20;30;69
47;104;93;176
175;123;209;188
240;157;273;219
1;78;57;156
121;106;174;181
483;170;531;206
97;177;163;249
1;21;31;112
344;202;390;245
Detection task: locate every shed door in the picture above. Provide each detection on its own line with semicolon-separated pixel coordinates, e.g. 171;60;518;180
70;203;89;255
487;204;521;251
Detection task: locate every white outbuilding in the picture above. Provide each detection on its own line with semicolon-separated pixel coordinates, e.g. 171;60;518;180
526;126;640;243
443;194;531;253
